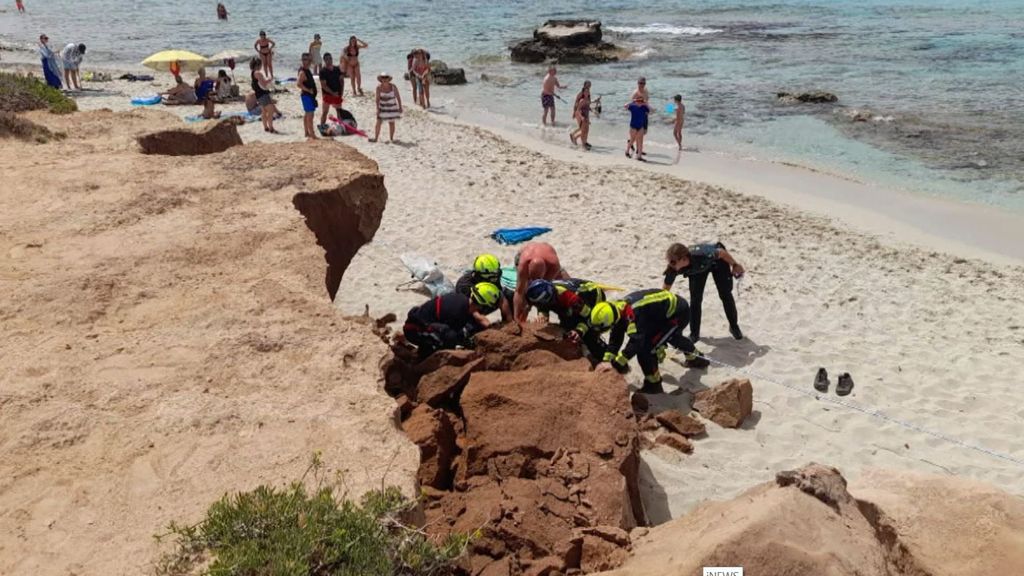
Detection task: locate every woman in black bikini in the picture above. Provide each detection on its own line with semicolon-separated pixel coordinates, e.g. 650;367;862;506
342;36;368;96
254;30;276;77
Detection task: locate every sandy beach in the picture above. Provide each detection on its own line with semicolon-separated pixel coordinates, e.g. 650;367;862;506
3;52;1024;572
57;69;1024;502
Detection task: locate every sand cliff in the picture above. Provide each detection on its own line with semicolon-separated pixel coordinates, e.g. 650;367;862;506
0;109;415;575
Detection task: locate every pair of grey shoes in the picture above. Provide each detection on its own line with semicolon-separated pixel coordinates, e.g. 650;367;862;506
814;368;854;396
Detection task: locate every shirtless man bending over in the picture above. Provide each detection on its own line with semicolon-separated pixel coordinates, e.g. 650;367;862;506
514;242;569;323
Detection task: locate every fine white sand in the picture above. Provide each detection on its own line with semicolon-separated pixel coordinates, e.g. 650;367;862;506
47;70;1024;519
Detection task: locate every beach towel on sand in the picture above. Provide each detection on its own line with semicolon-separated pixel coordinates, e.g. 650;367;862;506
400;253;454;296
490;226;552;245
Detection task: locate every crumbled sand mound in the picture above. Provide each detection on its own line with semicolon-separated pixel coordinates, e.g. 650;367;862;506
598;463;1024;576
0;109;417;576
391;324;646;574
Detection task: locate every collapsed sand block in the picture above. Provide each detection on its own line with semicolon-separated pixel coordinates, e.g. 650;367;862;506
654;433;693;454
136;119;243;155
390;325;644;574
597;463;1024;576
692;378;753;428
402;405;458;490
654;410;706;437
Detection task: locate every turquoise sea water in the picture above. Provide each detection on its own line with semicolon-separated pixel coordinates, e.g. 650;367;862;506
3;1;1023;209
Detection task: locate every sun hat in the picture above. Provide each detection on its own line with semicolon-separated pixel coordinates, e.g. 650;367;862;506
378;72;392;80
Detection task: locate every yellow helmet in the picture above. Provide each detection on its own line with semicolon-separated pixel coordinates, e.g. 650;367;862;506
590;301;622;332
473;254;501;280
470;282;502;309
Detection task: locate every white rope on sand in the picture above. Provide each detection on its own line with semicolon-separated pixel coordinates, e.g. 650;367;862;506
701;355;1024;468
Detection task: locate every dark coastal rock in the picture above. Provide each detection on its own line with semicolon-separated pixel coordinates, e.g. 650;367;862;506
429;60;467;85
510;19;624;64
777;90;839;104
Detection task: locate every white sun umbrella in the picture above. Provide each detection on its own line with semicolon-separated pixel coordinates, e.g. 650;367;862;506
207;49;252;80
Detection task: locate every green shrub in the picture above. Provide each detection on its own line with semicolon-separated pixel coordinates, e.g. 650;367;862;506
156;456;470;576
0;72;77;114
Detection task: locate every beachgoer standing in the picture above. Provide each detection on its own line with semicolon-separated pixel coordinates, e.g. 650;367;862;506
541;66;567;126
570;80;593;150
37;35;62;89
254;31;276;77
309;34;323;75
370;72;402;143
319;53;344;131
297;53;318;140
60;43;85;91
663;241;745;341
250;56;277;133
625;96;650;160
410;48;431;109
216;3;227;20
629;76;650;155
673;94;686;150
16;0;25;13
342;36;368;96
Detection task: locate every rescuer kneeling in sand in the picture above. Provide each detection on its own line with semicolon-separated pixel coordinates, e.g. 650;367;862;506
588;289;710;394
403;282;501;359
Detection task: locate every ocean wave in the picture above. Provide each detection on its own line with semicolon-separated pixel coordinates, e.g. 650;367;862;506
607;23;723;36
628;46;657;61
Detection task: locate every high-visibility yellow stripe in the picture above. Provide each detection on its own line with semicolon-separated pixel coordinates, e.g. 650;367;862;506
633;290;677;317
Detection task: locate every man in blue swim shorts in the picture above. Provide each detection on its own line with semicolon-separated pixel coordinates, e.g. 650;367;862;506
297;53;319;140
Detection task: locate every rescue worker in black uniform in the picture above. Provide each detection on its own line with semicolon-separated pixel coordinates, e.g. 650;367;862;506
454;253;513;322
663;241;745;341
403;282;501;359
589;289;710;394
524;278;607;359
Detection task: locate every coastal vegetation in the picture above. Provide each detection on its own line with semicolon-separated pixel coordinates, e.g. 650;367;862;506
156;457;471;576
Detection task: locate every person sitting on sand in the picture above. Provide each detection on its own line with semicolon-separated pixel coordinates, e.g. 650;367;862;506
410;48;431;109
513;241;570;323
541;66;567;126
663;241;745;341
254;30;276;77
249;56;277;133
570;80;593;150
455;254;513;322
161;74;197;105
216;3;227;20
342;35;368;96
200;87;221;120
625;95;650;161
589;290;710;394
60;43;85;91
297;53;318;140
525;278;607;357
193;68;216;101
318;52;344;132
673;94;686;150
403;283;501;359
370;72;402;143
214;69;233;101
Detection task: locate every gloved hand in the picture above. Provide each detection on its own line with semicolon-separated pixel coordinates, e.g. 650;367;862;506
611;353;630;374
565;330;582;344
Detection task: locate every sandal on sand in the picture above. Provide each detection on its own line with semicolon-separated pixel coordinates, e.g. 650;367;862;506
570;134;578;145
584;143;593;151
813;367;829;393
625;151;633;158
836;373;855;396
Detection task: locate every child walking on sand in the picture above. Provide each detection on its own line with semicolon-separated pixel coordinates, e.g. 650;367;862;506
370;72;402;143
673;94;686;150
625;96;650;161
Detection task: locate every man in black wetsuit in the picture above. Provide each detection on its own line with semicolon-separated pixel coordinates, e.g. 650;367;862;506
588;289;710;394
663;241;745;341
403;282;501;359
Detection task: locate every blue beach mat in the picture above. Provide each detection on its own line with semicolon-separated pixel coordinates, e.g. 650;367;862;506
490;226;551;245
131;95;161;106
